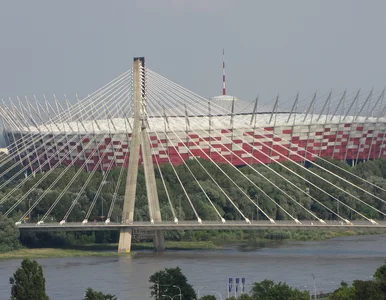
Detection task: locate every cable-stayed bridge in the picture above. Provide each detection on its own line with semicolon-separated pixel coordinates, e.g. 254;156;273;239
1;57;386;252
16;220;386;232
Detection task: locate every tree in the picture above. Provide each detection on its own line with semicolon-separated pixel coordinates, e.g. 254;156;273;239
225;294;253;300
200;296;217;300
225;295;252;300
0;215;20;252
352;280;383;300
328;281;356;300
149;267;197;300
9;259;49;300
375;261;386;292
329;261;386;300
237;294;253;300
329;280;385;300
83;288;117;300
250;279;309;300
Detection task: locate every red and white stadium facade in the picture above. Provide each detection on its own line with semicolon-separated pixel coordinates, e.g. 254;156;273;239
4;107;386;171
2;56;386;172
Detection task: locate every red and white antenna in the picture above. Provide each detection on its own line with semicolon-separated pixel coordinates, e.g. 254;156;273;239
222;48;226;95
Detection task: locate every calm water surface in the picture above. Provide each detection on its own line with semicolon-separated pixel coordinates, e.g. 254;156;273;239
0;234;385;300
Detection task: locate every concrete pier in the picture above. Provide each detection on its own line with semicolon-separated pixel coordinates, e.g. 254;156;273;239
118;228;133;253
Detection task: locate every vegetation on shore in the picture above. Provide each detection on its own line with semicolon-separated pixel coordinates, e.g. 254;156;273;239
134;240;219;250
0;215;21;252
1;158;386;252
3;228;385;260
0;241;221;260
0;248;117;260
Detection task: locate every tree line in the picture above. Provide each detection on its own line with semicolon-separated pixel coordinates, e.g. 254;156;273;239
1;157;386;246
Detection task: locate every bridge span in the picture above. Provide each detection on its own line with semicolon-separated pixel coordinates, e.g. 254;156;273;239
17;220;386;232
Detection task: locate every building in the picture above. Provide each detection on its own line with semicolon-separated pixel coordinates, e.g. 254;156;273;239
1;57;385;172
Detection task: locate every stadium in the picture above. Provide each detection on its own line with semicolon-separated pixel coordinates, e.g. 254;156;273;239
1;58;386;173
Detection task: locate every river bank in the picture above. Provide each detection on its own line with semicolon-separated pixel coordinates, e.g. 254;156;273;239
0;241;221;260
3;228;385;260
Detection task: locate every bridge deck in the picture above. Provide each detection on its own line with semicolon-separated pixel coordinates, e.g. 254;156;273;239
17;220;386;232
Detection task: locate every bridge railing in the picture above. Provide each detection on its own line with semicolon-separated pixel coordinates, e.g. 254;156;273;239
16;219;383;227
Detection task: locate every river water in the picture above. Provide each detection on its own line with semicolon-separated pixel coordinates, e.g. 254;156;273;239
0;234;385;300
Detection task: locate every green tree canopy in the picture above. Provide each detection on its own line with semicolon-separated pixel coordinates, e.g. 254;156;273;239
149;267;196;300
82;288;117;300
352;280;383;300
375;261;386;292
9;259;49;300
328;281;356;300
0;215;20;252
329;261;386;300
250;279;309;300
236;294;253;300
226;294;252;300
199;296;217;300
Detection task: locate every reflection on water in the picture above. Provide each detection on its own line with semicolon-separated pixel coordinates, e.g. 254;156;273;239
236;240;286;251
0;234;385;300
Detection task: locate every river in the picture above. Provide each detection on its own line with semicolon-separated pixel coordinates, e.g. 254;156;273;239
0;234;385;300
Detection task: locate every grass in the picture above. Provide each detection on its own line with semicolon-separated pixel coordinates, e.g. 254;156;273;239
0;241;220;260
0;248;119;260
133;240;220;250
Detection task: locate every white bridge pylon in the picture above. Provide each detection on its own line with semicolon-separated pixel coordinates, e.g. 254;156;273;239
0;57;385;250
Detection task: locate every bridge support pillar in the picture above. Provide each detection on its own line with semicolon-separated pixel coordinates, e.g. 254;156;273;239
118;56;165;252
153;230;165;251
118;228;133;253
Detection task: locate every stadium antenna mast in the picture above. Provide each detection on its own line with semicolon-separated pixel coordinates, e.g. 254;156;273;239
210;49;239;102
222;48;226;96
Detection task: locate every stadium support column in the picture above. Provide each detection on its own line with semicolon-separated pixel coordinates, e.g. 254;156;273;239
118;57;165;252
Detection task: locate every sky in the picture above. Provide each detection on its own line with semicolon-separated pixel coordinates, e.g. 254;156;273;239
0;0;386;106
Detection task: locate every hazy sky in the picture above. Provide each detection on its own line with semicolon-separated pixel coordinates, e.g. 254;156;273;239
1;0;386;106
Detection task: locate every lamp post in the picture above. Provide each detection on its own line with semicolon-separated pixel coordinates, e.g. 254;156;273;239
28;198;32;222
100;196;105;222
197;285;208;299
256;195;259;221
101;196;104;220
212;291;223;300
173;285;182;300
303;283;316;300
303;285;312;300
337;196;339;216
101;180;109;221
311;274;317;300
157;282;170;299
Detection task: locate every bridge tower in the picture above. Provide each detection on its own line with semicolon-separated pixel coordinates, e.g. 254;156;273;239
118;57;165;252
